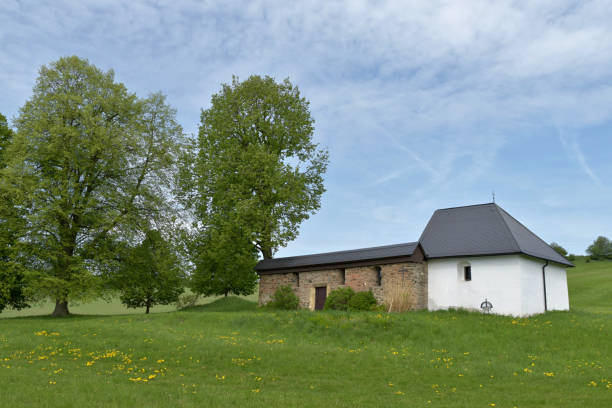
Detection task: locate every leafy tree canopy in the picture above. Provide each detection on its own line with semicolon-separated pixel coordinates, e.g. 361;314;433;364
550;242;568;258
0;112;12;157
587;236;612;260
185;75;329;260
1;56;183;316
189;219;258;298
111;229;184;314
0;112;30;313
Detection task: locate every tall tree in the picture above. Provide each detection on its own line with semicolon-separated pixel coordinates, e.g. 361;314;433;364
587;236;612;260
111;230;184;314
0;113;29;313
1;56;183;316
188;75;328;260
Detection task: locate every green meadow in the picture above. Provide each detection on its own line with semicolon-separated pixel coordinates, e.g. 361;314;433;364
1;258;611;407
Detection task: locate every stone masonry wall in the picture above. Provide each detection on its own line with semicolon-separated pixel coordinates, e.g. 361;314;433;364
296;269;345;309
259;261;428;310
258;272;298;305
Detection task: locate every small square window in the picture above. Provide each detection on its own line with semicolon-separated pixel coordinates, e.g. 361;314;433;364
464;266;472;281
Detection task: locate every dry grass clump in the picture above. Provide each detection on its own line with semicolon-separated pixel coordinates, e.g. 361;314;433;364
385;286;414;312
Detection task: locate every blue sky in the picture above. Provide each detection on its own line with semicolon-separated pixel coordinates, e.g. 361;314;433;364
1;0;611;256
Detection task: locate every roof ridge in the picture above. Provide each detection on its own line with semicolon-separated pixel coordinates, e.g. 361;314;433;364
434;202;495;211
492;203;522;253
264;242;417;262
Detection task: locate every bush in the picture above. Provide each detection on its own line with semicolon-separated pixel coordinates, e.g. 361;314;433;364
568;254;576;261
267;285;299;310
176;293;200;310
324;287;355;311
347;290;378;311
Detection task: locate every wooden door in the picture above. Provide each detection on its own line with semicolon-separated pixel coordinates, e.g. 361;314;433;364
315;287;327;310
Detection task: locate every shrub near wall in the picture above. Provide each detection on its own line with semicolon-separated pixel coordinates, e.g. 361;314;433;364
267;285;299;310
324;287;355;311
325;288;379;311
347;291;378;311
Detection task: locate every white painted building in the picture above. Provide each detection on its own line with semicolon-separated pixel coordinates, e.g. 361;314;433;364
420;203;572;316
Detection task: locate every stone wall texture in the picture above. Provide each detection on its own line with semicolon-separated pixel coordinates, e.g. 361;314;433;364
258;261;428;310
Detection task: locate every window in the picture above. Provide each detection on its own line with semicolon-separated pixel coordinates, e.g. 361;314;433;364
464;266;472;281
376;266;382;286
340;268;346;285
457;261;472;282
294;272;300;287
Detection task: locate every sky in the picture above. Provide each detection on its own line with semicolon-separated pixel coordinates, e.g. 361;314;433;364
1;0;611;256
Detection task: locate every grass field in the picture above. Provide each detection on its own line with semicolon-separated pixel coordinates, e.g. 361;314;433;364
0;291;259;318
0;258;610;407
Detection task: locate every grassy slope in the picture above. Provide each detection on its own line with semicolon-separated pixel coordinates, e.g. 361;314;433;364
0;260;610;407
567;257;612;313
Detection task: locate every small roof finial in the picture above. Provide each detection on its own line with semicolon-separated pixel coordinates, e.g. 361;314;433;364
492;190;495;203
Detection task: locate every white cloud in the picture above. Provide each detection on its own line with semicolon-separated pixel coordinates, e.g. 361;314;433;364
558;132;604;188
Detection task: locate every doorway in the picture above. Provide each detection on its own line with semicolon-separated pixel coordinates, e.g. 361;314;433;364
314;286;327;310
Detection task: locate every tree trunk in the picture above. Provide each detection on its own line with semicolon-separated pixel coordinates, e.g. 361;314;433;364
145;302;150;314
258;235;273;260
52;299;70;317
224;291;228;298
261;247;273;260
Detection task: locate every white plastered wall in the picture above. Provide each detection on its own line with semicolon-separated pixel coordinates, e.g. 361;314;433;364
520;257;569;314
428;255;524;316
427;255;570;317
545;263;570;311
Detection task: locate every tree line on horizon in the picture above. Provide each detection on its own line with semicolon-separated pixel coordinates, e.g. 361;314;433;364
550;237;612;262
0;56;328;316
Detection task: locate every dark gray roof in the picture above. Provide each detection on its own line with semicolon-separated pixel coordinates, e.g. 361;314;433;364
256;242;418;271
419;203;573;266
